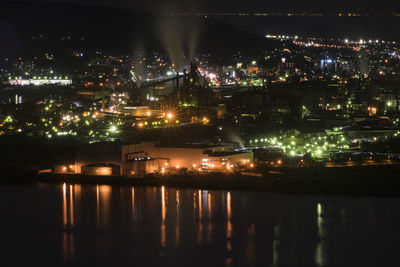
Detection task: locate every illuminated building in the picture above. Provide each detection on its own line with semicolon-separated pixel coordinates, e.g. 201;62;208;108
81;164;120;176
119;106;162;117
122;142;253;174
122;151;168;176
247;66;260;74
54;164;75;174
73;143;122;174
9;78;72;86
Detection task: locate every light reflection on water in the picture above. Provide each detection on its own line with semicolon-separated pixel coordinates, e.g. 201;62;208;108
0;183;400;266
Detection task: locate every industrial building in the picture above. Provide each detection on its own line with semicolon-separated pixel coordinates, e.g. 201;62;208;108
66;142;122;175
51;141;253;177
122;141;253;176
81;164;120;176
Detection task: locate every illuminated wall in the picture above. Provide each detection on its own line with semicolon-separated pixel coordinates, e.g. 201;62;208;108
81;165;120;176
122;142;252;174
207;152;254;170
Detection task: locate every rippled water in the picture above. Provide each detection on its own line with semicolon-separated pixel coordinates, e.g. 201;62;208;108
0;183;399;266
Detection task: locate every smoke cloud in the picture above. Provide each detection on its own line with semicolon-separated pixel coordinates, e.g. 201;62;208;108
152;0;202;70
158;16;184;71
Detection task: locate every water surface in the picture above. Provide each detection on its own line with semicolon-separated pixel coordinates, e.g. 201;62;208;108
0;183;399;266
223;16;400;41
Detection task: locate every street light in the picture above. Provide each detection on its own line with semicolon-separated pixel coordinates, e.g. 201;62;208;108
109;125;117;133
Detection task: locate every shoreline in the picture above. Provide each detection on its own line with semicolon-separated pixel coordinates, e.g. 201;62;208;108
20;164;400;197
1;164;400;197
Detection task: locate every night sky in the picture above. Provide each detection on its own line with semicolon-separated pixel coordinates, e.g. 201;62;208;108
0;0;398;12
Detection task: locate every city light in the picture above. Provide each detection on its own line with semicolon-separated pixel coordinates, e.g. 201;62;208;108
166;112;174;120
109;125;118;133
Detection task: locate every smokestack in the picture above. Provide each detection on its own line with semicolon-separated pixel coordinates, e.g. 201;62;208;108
183;69;187;86
176;73;180;89
176;73;180;104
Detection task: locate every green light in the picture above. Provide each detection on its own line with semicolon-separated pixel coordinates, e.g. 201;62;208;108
109;125;117;133
5;116;13;123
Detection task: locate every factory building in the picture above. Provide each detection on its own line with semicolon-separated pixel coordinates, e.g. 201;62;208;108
51;142;253;177
74;142;122;174
81;164;120;176
206;151;254;170
122;150;168;177
122;141;253;175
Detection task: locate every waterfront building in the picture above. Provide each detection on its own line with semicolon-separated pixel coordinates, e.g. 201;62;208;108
122;141;253;175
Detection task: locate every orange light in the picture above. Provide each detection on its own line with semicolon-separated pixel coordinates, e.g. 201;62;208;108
167;113;174;120
277;160;282;165
96;167;111;175
138;122;144;128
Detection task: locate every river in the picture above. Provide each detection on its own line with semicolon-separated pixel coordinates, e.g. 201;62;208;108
0;183;399;266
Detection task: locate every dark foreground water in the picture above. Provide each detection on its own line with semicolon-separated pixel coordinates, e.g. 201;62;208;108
0;183;399;266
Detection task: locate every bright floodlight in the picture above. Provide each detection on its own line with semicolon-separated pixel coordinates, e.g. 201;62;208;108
166;112;174;120
109;125;117;133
